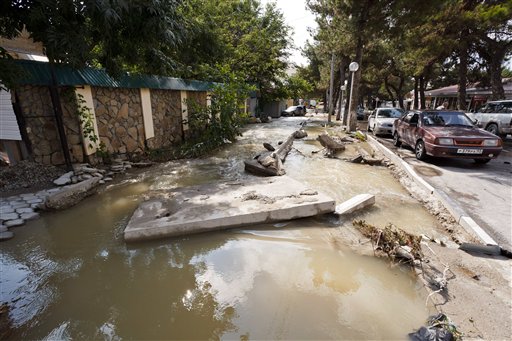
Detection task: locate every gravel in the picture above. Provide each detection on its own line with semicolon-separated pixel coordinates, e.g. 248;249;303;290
0;161;65;195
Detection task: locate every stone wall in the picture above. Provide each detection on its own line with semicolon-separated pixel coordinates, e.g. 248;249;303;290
15;84;209;165
147;89;183;149
93;87;145;155
15;85;84;165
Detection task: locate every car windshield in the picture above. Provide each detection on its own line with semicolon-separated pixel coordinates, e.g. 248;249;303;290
377;108;403;118
422;112;474;127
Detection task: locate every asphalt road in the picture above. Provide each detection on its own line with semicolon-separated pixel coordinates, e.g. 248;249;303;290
367;126;512;250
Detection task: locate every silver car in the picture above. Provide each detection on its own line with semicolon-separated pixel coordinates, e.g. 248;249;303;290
466;100;512;139
367;108;404;136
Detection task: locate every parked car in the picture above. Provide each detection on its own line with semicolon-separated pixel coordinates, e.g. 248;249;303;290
465;100;512;139
392;110;503;163
281;105;306;116
367;108;404;135
356;107;365;120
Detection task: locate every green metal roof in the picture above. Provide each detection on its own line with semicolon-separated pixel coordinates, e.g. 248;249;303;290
14;60;215;91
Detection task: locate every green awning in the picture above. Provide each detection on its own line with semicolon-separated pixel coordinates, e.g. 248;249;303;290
14;60;215;91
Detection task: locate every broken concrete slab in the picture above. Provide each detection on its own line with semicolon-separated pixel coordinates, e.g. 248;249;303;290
124;176;335;242
44;177;100;210
335;193;375;215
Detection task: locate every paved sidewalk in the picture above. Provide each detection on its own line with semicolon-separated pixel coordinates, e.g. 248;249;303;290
368;134;512;251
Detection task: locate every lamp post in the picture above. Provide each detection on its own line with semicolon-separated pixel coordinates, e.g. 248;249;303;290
348;61;359;130
340;81;347;121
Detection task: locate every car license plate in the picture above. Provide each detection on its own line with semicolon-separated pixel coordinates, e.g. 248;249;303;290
457;148;483;154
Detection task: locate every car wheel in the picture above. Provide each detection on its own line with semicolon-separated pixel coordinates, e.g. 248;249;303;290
393;132;401;147
474;158;491;164
415;140;427;160
485;123;499;136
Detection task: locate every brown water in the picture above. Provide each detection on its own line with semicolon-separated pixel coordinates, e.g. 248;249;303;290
0;116;439;339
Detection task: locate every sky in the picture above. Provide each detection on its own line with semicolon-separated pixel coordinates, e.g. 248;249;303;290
260;0;317;67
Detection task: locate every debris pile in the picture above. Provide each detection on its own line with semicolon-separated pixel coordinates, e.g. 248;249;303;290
409;313;462;341
353;220;423;263
244;130;306;176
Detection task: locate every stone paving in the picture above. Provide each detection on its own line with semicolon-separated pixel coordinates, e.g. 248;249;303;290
0;187;62;240
0;160;152;241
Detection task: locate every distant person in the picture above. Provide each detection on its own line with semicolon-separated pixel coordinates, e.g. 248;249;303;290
436;101;449;110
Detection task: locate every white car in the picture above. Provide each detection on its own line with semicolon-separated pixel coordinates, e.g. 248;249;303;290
367;108;404;136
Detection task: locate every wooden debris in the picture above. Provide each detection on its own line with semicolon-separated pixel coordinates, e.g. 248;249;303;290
244;130;299;176
353;220;423;263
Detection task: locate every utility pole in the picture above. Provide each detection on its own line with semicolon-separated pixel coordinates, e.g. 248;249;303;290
328;53;334;124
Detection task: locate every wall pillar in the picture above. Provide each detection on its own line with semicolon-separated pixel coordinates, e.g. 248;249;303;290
75;85;100;155
140;88;155;140
180;90;189;132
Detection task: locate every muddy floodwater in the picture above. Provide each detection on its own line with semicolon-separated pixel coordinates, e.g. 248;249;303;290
0;117;441;339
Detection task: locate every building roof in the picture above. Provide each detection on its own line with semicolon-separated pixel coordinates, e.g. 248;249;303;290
14;60;215;92
426;78;512;97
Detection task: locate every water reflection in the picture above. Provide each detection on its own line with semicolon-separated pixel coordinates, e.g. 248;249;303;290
0;117;436;339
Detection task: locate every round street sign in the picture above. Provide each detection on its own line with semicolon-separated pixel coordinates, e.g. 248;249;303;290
349;62;359;72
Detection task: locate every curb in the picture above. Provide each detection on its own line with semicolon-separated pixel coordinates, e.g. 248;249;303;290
366;135;498;246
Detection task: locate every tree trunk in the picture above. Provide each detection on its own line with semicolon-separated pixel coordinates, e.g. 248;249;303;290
336;58;347;121
419;76;426;109
489;47;506;100
457;32;469;110
413;77;419;110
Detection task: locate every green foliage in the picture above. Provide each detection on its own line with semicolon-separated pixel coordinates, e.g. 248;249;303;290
62;87;99;149
175;66;255;158
174;0;291;105
0;0;185;80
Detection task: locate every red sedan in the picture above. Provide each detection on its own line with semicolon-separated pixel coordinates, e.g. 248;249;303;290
392;110;503;163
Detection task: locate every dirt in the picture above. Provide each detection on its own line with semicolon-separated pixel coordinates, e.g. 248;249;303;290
0;160;66;197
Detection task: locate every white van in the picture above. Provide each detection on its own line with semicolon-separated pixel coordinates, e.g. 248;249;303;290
466;100;512;139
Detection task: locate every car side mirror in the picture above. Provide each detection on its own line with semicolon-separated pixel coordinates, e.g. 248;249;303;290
472;119;478;125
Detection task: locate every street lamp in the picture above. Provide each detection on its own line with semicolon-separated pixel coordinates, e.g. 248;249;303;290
340;80;347;121
348;62;359;130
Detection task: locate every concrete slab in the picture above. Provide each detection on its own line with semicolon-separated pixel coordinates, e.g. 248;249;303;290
124;176;336;242
335;194;375;215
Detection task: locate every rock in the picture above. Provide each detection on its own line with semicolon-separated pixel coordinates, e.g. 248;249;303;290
1;213;19;221
53;171;74;186
0;231;14;241
99;180;105;184
0;225;7;232
4;219;24;228
20;212;39;220
104;177;113;182
92;172;103;178
293;130;308;139
263;143;275;151
26;198;43;204
82;174;93;180
43;177;101;210
15;208;34;214
71;176;79;184
131;162;153;168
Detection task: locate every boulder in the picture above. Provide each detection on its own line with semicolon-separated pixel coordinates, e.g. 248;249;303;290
44;177;101;210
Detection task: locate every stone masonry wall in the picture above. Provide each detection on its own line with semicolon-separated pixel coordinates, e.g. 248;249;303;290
93;87;145;155
147;89;183;149
16;85;84;165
